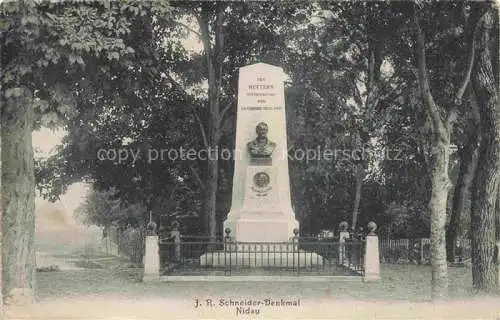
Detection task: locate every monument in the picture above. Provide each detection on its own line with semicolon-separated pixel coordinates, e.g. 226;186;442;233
223;62;299;243
200;63;322;267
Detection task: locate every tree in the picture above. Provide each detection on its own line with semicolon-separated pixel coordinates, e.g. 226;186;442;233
36;2;316;239
75;187;148;228
446;90;480;262
192;2;226;240
1;0;166;303
281;3;402;233
33;1;212;234
470;6;499;291
339;3;390;231
171;2;315;238
412;2;480;299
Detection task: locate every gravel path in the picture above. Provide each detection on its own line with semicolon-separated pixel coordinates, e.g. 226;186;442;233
36;252;86;271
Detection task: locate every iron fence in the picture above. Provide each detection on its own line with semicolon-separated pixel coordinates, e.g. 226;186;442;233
379;238;471;264
158;237;364;277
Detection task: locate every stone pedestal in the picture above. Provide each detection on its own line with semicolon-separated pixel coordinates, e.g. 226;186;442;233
200;244;323;268
143;236;159;281
363;235;380;281
200;251;323;268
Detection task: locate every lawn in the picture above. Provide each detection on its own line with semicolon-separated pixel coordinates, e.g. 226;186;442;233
2;262;492;319
35;260;497;302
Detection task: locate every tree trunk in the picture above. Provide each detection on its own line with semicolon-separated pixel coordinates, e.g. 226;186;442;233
446;108;480;262
197;3;225;240
0;34;3;311
413;11;453;299
428;136;452;299
1;92;36;305
497;190;500;287
470;9;499;292
351;164;364;230
203;160;218;239
496;189;500;241
349;6;381;232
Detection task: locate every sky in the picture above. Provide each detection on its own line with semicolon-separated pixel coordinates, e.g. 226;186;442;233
32;127;66;156
33;128;90;227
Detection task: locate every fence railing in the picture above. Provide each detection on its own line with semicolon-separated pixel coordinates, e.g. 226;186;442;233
158;237;365;277
379;238;471;264
112;233;472;268
101;227;144;264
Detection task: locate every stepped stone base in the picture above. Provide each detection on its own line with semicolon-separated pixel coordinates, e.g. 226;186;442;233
200;249;323;267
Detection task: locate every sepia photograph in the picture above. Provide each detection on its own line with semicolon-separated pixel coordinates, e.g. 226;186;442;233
1;0;500;319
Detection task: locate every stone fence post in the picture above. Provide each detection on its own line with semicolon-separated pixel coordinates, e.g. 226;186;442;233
363;221;380;282
143;220;159;282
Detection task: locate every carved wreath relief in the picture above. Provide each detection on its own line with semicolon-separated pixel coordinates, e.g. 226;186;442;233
252;171;271;196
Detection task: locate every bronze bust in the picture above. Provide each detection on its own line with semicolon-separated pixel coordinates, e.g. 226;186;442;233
247;122;276;158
